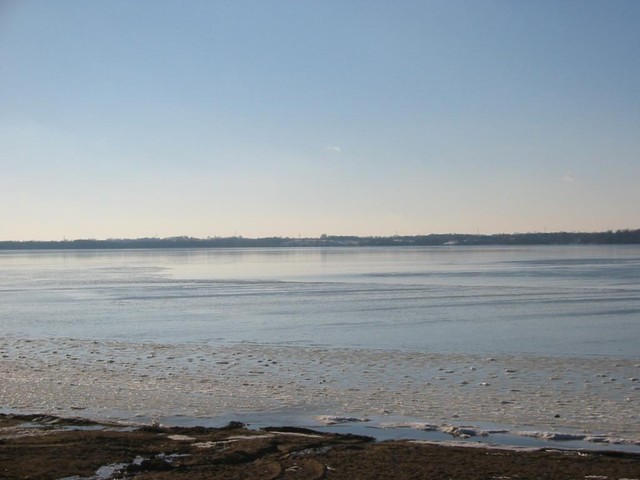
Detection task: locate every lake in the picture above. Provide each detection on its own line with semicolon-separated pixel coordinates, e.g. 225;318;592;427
1;245;639;449
1;245;639;356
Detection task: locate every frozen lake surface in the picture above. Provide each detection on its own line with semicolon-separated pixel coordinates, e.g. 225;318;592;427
1;246;639;450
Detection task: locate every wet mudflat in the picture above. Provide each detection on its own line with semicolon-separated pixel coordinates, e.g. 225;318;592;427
1;415;639;480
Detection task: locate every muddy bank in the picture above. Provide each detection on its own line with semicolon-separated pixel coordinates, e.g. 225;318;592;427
1;414;639;480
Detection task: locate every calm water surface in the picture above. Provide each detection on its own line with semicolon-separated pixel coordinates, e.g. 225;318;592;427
1;245;639;357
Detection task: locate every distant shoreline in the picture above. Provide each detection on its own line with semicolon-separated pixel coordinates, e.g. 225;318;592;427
1;229;639;250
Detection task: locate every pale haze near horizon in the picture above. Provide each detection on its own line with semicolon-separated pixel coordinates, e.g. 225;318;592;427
1;0;639;241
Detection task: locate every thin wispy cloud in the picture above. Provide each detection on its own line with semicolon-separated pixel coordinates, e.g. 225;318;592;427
325;146;342;154
562;171;576;184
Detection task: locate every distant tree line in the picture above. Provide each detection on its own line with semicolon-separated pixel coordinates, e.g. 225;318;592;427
1;229;639;250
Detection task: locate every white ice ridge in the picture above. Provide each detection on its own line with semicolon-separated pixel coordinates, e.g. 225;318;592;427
514;431;640;445
380;422;508;438
314;415;369;425
380;422;640;445
1;336;638;445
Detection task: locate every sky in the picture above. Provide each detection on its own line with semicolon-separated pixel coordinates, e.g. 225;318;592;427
1;0;639;241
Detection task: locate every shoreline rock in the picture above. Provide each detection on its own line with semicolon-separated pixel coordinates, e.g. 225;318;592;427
2;414;639;480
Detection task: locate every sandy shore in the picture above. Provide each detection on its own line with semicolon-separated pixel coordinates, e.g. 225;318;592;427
1;414;639;480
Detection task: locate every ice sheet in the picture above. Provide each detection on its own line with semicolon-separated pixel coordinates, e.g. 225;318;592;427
1;336;638;448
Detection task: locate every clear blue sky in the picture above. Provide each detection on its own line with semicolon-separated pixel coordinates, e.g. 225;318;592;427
1;0;639;240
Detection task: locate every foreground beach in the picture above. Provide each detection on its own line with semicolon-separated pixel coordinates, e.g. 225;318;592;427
2;414;639;480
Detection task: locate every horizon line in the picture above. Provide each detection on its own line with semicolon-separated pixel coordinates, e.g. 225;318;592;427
2;228;639;244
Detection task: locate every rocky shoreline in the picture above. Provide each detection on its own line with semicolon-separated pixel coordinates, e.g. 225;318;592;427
1;414;639;480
